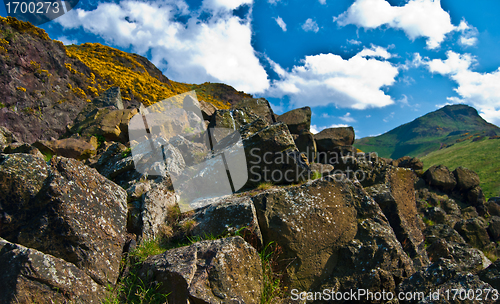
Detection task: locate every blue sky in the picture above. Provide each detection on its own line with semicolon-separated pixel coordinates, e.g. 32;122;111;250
2;0;500;138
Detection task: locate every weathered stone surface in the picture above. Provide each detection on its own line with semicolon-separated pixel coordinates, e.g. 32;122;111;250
392;156;424;171
0;154;127;286
200;100;217;120
479;259;500;290
33;138;96;160
294;130;316;162
425;238;491;271
169;135;208;167
277;106;311;134
208;109;259;141
487;198;500;216
467;186;487;215
243;122;310;186
3;143;44;158
454;218;491;249
0;238;106;304
424;224;466;245
139;179;177;242
309;162;334;176
138;236;262;304
92;86;124;110
234;98;275;124
487;216;500;241
453;166;480;191
0;126;19;149
252;176;414;292
423;165;457;191
314;127;355;152
365;167;428;267
399;259;495;304
186;196;263;249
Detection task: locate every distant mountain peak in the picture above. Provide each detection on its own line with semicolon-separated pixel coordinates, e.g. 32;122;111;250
355;104;500;159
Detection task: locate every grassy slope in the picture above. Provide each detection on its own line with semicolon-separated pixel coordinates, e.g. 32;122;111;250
420;137;500;199
355;105;500;159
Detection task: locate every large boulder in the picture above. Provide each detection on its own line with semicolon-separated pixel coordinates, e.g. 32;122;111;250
0;126;19;150
392;156;424;171
314;127;355;153
277;106;311;134
453;166;480;191
479;259;500;290
423;165;457;191
139;179;177;242
0;238;106;304
33;138;97;160
138;236;262;304
0;154;128;286
454;218;491;249
242;122;310;186
233;98;275;124
487;216;500;241
252;175;414;292
365;167;428;267
184;196;263;248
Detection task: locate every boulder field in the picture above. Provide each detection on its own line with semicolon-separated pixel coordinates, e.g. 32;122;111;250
1;88;500;304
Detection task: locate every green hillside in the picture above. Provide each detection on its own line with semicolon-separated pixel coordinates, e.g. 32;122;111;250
420;137;500;199
355;104;500;159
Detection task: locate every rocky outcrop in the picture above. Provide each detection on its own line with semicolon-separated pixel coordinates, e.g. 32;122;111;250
33;138;96;160
0;154;127;287
0;238;106;304
423;165;457;191
277;106;311;134
314;126;355;153
453;166;480;191
252;175;414;292
234;98;276;125
184;196;263;248
138;236;263;304
294;130;317;162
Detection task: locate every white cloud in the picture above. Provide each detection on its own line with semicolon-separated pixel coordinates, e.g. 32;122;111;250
425;51;500;126
268;0;281;5
266;48;399;110
319;0;327;4
339;112;356;123
327;123;349;128
335;0;457;49
57;36;78;45
310;124;320;134
203;0;252;11
357;45;392;59
457;20;478;47
302;18;319;33
347;39;361;45
274;16;287;31
55;0;269;94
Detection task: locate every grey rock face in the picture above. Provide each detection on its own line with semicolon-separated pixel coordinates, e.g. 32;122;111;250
138;236;263;304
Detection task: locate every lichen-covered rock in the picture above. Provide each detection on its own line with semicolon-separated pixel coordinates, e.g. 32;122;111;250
233;97;276;124
453;166;480;191
139;179;177;242
399;259;495;304
0;126;19;147
0;154;127;286
33;138;97;160
169;135;208;167
454;218;491;249
425;238;491;271
314;127;355;152
466;186;487;216
138;236;262;304
0;238;106;304
3;143;44;159
309;162;334;176
392;156;424;171
277;106;311;134
423;165;457;191
479;259;500;290
365;167;428;267
252;176;414;292
487;216;500;241
185;196;263;249
243;122;310;186
208;109;259;141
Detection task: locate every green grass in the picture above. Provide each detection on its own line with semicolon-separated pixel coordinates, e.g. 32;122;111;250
259;242;287;304
420;137;500;199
